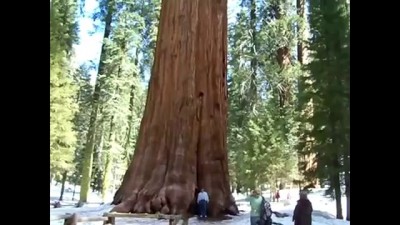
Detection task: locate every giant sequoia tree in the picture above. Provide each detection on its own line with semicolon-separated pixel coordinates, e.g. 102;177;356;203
112;0;238;217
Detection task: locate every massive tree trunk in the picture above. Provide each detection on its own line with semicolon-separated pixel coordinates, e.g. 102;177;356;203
112;0;238;217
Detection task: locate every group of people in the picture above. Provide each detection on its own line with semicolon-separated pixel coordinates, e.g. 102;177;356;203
272;190;291;202
248;189;313;225
195;188;313;225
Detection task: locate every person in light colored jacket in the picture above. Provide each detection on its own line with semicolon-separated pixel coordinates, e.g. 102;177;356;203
246;189;263;225
197;188;209;219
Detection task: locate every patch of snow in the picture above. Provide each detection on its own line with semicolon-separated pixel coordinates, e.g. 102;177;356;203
50;186;349;225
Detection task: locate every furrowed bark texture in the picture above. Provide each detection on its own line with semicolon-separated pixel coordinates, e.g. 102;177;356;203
111;0;238;217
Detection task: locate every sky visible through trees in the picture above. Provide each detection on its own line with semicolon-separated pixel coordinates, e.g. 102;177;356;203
73;0;241;84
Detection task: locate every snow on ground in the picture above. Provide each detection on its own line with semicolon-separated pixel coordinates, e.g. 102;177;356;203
50;184;349;225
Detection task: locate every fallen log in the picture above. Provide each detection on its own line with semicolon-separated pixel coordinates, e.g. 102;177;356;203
103;212;188;225
50;213;108;224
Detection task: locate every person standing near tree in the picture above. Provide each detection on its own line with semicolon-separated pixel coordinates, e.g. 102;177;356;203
197;188;209;219
275;190;280;202
293;190;313;225
246;189;263;225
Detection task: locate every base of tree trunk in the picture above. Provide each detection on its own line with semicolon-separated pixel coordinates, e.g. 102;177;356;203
111;184;238;217
63;213;78;225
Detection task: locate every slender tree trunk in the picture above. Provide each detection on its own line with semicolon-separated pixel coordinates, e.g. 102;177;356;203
236;182;242;193
296;0;318;188
102;117;115;201
123;85;135;167
59;171;68;201
345;170;350;221
112;0;238;217
331;115;343;220
102;152;112;201
270;2;291;109
72;183;76;200
249;0;258;104
79;0;114;203
123;48;140;167
91;123;105;192
297;0;305;64
332;171;343;219
101;42;126;201
343;127;350;221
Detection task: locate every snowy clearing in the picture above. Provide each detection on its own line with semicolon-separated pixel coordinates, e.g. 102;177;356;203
50;185;349;225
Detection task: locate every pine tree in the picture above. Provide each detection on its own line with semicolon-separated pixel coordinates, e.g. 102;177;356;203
50;0;80;180
305;0;350;219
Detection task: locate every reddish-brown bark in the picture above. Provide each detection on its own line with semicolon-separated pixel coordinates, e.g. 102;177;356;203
111;0;238;217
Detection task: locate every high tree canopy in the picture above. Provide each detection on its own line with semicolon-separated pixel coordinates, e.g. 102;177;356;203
111;0;238;217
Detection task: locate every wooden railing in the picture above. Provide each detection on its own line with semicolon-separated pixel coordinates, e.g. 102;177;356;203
50;212;189;225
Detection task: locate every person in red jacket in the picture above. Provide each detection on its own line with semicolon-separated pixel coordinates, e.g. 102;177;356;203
293;191;313;225
275;190;280;202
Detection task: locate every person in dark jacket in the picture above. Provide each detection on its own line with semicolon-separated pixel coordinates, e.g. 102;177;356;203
293;191;313;225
